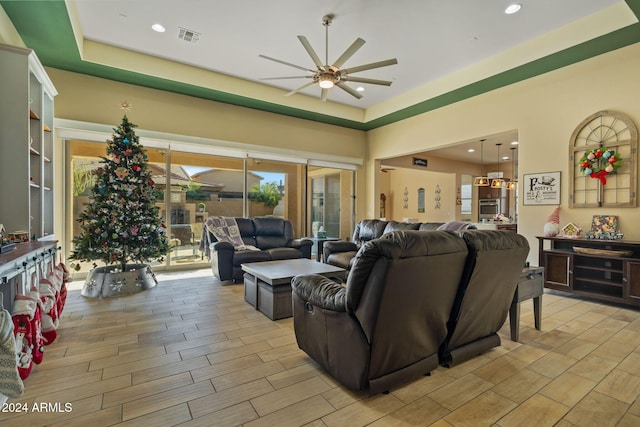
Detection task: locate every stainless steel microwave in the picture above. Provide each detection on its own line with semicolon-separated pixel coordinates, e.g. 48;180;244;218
478;199;500;219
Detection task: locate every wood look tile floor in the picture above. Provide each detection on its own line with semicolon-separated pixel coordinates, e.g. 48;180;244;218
4;268;640;426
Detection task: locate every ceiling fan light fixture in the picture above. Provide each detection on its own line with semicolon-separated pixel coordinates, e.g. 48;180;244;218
318;76;335;89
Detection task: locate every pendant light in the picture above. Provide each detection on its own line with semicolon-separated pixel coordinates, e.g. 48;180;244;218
473;139;490;186
491;143;505;188
507;146;518;190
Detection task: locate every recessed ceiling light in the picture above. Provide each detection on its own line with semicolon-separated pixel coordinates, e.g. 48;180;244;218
152;23;166;33
356;86;365;92
502;156;510;160
505;4;522;14
467;148;475;153
510;141;519;145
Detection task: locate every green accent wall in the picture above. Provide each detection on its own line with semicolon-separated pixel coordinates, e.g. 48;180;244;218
2;0;640;131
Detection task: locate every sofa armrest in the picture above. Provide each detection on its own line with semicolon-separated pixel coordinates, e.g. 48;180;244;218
288;238;313;258
211;241;234;252
291;274;347;312
288;238;313;249
323;240;357;254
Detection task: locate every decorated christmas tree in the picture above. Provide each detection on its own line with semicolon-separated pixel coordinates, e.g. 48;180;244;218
71;112;169;272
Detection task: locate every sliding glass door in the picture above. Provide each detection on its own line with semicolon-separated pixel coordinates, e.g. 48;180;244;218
68;140;355;276
308;166;354;241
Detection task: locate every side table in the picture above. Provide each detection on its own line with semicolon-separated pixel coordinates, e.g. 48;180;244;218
509;266;544;341
306;237;340;262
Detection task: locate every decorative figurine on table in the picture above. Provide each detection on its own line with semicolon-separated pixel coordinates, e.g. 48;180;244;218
543;206;560;237
586;215;621;240
561;223;582;239
0;224;16;253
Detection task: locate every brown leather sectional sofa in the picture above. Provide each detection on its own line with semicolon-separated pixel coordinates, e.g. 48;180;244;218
323;219;476;270
291;229;529;394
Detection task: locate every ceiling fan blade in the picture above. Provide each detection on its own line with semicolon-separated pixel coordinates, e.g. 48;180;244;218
261;76;312;80
336;82;363;99
331;38;365;70
342;76;393;86
284;81;316;97
259;54;314;72
321;88;329;102
297;36;325;70
342;58;398;74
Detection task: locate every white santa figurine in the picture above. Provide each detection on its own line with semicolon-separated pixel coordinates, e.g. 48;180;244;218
543;206;560;237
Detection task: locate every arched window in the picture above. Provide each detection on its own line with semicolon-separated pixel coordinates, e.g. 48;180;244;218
569;110;637;208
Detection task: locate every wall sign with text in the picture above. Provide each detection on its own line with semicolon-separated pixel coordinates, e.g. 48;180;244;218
523;171;561;205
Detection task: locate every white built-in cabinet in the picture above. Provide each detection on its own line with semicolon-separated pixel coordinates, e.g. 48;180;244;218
0;43;57;240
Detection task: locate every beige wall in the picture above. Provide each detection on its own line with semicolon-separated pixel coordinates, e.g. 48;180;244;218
38;41;640;266
385;168;456;223
46;68;367;246
367;42;640;264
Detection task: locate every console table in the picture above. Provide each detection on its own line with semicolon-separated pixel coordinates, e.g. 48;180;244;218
537;236;640;307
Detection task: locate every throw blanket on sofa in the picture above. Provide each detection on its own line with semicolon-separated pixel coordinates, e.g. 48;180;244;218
201;216;258;258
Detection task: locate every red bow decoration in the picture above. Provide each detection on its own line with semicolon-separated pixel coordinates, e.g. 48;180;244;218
590;170;608;184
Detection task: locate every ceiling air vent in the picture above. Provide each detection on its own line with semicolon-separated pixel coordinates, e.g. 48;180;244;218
178;27;200;43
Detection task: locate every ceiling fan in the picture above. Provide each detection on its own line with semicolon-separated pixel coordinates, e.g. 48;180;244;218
259;14;398;102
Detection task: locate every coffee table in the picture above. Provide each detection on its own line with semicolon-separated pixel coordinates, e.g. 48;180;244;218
241;258;347;320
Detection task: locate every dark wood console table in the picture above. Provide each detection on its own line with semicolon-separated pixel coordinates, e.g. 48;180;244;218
537;236;640;307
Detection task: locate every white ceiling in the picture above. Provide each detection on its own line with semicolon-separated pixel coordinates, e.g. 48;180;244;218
73;0;624;110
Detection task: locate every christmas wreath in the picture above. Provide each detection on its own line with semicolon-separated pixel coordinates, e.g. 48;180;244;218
579;147;621;184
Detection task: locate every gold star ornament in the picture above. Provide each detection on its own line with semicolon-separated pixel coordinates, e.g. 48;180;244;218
120;101;133;112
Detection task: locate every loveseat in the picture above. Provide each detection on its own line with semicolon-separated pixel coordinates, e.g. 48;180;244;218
291;229;528;394
204;216;313;282
323;219;476;270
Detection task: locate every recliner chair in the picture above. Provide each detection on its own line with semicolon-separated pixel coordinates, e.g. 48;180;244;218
439;230;529;367
291;230;469;394
291;229;529;394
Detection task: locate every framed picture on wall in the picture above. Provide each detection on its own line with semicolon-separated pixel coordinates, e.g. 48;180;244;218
523;171;561;205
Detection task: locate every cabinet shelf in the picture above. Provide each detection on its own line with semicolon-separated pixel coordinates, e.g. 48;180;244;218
1;45;57;242
575;276;623;288
575;264;622;274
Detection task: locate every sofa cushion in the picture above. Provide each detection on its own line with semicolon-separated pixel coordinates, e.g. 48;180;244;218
383;221;420;234
353;220;388;245
235;217;257;247
418;222;444;230
267;247;303;261
254;216;293;249
232;249;271;267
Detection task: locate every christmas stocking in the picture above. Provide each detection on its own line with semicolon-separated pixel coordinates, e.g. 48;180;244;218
39;277;59;345
0;305;24;398
12;296;36;380
29;274;45;365
54;259;69;316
